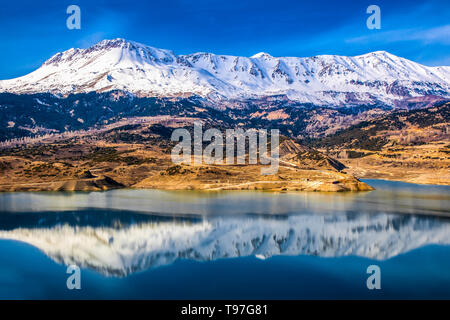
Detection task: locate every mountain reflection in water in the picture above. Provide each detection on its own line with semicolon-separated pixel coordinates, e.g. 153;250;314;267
0;179;449;277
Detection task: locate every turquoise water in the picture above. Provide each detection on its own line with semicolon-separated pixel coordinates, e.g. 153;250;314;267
0;179;449;299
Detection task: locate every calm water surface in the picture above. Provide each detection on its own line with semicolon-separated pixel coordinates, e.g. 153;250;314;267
0;179;449;299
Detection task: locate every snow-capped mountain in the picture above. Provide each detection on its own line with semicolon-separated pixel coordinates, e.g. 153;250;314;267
0;213;448;276
0;38;449;106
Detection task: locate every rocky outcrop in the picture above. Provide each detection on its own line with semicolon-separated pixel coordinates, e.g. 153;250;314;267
0;176;124;192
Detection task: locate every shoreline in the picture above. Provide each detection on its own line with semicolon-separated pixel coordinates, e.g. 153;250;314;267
360;177;450;187
2;174;450;194
0;176;374;193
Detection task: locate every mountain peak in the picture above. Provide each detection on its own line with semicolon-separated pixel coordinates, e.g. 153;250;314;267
98;37;128;45
251;52;272;59
359;50;398;60
93;38;146;50
41;38;177;69
88;38;149;54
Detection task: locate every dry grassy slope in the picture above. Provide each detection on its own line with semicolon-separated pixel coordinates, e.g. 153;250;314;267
0;120;371;192
307;102;450;185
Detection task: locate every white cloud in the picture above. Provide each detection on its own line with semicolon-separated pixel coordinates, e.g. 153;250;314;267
347;25;450;45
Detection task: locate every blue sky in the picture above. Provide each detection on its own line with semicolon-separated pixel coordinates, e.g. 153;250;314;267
0;0;449;79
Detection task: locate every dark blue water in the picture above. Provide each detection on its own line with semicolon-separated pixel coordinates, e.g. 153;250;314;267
0;179;449;299
1;240;449;299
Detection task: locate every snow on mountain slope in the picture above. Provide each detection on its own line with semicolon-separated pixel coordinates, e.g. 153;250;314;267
0;213;448;276
0;38;449;106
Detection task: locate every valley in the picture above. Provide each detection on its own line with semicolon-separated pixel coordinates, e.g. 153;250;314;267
0;117;372;192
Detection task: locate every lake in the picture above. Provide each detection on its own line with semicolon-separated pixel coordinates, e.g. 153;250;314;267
0;179;449;299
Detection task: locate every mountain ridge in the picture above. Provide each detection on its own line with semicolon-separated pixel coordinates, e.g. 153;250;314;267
1;38;449;106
